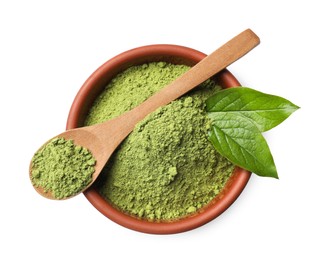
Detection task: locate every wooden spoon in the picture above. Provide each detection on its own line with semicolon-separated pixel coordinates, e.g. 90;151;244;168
30;29;260;199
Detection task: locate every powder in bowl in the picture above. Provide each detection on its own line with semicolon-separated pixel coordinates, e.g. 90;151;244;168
85;62;234;221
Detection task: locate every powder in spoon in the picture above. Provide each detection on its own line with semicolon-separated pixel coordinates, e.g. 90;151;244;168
85;62;234;220
31;137;96;199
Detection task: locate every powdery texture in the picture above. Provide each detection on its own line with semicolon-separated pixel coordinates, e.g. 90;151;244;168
86;62;234;220
31;137;96;199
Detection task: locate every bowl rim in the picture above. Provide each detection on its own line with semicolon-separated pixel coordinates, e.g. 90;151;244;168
66;44;251;234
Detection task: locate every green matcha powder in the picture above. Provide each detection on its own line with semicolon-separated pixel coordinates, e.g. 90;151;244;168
31;137;96;199
85;62;234;221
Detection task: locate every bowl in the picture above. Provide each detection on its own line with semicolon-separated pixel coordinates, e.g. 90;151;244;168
66;44;251;234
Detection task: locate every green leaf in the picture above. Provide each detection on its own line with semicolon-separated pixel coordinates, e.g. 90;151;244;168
208;113;278;178
206;87;300;132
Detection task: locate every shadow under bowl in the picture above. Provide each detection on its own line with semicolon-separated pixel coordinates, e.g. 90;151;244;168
66;44;251;234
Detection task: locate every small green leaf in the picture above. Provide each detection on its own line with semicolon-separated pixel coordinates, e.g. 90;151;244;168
208;113;278;178
206;87;299;132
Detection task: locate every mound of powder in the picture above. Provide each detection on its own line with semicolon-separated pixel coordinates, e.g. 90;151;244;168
31;137;96;199
85;62;234;220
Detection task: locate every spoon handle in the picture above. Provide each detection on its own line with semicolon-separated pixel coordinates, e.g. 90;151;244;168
123;29;260;125
99;29;260;143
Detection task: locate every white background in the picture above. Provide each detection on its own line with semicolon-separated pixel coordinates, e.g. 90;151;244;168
1;0;329;259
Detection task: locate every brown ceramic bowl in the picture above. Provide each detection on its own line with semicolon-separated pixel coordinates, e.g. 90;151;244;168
66;44;251;234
